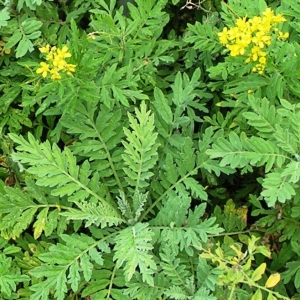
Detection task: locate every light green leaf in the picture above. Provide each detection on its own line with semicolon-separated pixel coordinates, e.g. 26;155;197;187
3;30;22;50
9;133;118;213
251;263;266;282
21;18;42;35
251;289;263;300
33;207;49;239
183;177;207;200
114;222;156;285
60;201;125;228
122;101;159;190
164;286;188;299
280;98;294;110
267;293;277;300
153;87;173;125
26;31;41;39
16;36;34;58
0;254;30;297
0;8;10;28
262;171;296;206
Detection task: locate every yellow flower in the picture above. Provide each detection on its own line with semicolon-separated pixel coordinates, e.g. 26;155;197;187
56;45;72;59
278;31;289;40
36;62;50;78
260;19;272;33
246;47;266;66
50;68;61;80
227;27;240;40
252;32;271;48
228;43;245;56
218;27;229;45
39;45;50;53
272;14;286;23
217;7;289;76
252;62;265;74
259;56;266;64
249;16;262;32
53;56;67;69
37;44;76;80
262;8;274;23
236;17;249;32
240;33;252;46
66;64;76;73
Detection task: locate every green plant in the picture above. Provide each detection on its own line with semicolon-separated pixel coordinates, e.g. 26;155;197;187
1;0;300;299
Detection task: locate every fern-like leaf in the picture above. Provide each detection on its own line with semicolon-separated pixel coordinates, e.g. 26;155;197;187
151;192;191;228
150;137;208;208
0;253;30;298
60;201;125;228
125;273;167;300
117;190;148;224
117;190;134;222
207;131;288;172
196;257;221;292
164;286;189;300
194;287;217;300
243;96;280;138
0;178;65;239
185;22;222;53
80;253;131;299
60;102;125;192
113;222;157;285
30;233;108;300
9;133;123;228
273;125;298;157
122;101;159;191
261;171;296;207
160;249;190;287
152;199;223;256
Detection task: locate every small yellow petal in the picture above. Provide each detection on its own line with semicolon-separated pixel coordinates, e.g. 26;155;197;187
61;45;68;52
39;45;50;53
36;62;50;78
66;64;76;72
259;56;266;64
50;68;61;80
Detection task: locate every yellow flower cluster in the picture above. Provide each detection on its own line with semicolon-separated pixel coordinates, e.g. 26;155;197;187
36;45;76;80
218;8;289;74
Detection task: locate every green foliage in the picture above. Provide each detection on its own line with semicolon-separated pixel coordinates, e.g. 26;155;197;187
1;0;300;299
0;242;30;298
29;233;108;300
0;178;67;239
122;101;159;191
114;222;156;285
207;96;300;207
0;8;10;29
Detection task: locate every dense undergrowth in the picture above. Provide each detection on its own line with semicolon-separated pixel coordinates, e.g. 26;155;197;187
1;0;300;299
